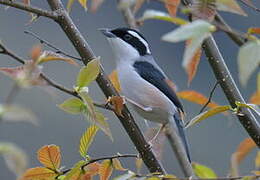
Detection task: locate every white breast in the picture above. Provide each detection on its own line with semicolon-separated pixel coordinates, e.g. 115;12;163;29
117;61;177;124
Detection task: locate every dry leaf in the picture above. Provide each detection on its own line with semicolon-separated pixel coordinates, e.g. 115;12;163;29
233;138;257;164
133;0;145;14
90;0;104;12
109;70;121;92
30;44;42;61
19;167;57;180
108;96;124;117
165;0;180;17
185;40;202;85
99;160;113;180
37;145;61;170
112;158;127;171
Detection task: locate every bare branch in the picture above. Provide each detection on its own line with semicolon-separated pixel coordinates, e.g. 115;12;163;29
0;42;111;111
45;0;165;173
238;0;260;12
24;31;82;61
0;0;58;20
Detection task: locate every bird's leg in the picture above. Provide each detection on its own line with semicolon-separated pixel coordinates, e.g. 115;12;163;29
148;124;166;145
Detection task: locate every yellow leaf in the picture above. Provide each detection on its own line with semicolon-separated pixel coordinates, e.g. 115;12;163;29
67;0;76;12
37;145;61;170
192;162;217;178
255;151;260;169
233;138;257;164
64;160;85;180
76;58;100;89
99;160;113;180
165;0;180;17
78;0;88;10
112;158;127;171
185;40;202;85
38;51;78;66
177;90;219;108
79;125;99;158
135;158;143;174
186;105;231;128
19;167;57;180
109;70;121;92
108;96;124;117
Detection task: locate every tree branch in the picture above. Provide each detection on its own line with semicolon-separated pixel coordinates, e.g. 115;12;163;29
0;0;58;20
46;0;165;173
0;42;111;111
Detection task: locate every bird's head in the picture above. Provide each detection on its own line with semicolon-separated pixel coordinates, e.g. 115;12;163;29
100;27;151;61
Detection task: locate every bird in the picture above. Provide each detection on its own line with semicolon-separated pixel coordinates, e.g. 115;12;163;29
100;27;191;162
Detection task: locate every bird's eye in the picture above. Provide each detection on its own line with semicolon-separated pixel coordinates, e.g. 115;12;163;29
123;34;132;40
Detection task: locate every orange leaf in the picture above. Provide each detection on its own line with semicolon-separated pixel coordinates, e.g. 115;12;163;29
19;167;57;180
234;138;257;164
108;96;124;117
165;0;180;17
99;160;113;180
249;91;260;105
185;40;202;85
112;158;127;171
30;44;42;61
84;162;100;176
248;27;260;35
90;0;104;12
37;145;61;170
177;90;219;108
109;70;121;92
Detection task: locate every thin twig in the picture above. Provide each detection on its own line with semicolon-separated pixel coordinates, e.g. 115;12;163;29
0;42;111;111
199;81;219;114
24;31;82;61
61;154;138;174
238;0;260;12
82;154;138;169
0;0;58;20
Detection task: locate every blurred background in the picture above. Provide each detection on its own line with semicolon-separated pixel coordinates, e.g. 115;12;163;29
0;0;259;179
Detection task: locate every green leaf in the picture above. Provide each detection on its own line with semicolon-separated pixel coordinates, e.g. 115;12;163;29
0;142;28;177
238;40;260;86
58;98;85;115
140;9;188;25
235;101;260;116
76;58;100;89
216;0;247;16
64;160;85;180
79;125;99;158
185;105;231;128
78;90;113;140
192;162;217;178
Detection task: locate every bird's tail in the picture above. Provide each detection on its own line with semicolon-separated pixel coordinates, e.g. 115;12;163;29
173;113;191;162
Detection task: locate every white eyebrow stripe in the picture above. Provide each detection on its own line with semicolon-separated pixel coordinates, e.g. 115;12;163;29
128;30;151;54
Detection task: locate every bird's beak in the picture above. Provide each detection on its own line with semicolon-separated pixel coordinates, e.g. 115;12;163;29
99;28;116;38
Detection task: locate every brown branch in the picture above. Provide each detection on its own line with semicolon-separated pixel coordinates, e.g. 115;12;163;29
0;42;111;111
0;0;58;20
46;0;165;173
